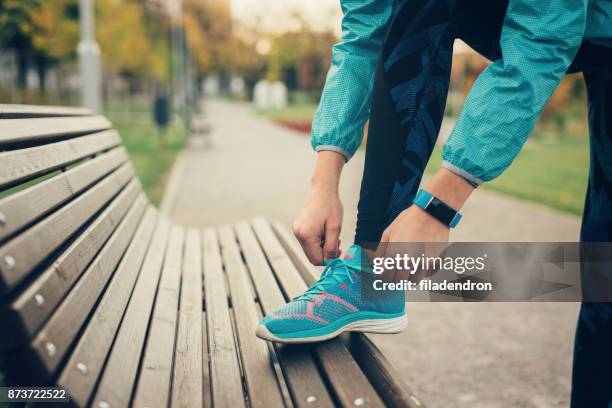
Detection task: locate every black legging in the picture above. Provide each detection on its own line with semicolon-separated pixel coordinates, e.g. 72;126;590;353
355;0;506;245
354;1;612;406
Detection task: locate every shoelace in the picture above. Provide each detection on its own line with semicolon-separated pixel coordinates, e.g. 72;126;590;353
294;258;359;302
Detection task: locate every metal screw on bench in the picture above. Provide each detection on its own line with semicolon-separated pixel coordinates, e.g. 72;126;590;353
0;212;5;227
35;294;45;307
46;342;56;357
98;401;111;408
306;396;317;403
3;255;15;270
76;362;88;375
354;397;368;406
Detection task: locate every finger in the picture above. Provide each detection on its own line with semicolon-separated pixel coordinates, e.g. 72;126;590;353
304;238;324;266
323;223;341;260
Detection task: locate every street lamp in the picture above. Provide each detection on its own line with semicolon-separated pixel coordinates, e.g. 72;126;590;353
78;0;102;112
168;0;190;130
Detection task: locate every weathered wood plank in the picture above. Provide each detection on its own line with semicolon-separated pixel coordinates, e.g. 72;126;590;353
0;179;141;352
88;213;170;408
0;116;111;146
252;218;385;408
22;195;148;381
234;221;334;408
202;312;212;408
273;222;421;408
0;130;121;190
348;335;423;408
218;225;285;408
132;225;185;408
171;229;204;408
0;163;134;294
0;104;92;119
0;146;128;242
203;228;246;408
57;210;163;407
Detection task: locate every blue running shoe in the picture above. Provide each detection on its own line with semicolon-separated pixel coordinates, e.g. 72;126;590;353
255;244;407;343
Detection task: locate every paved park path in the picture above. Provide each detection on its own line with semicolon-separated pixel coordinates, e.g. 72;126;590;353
165;99;581;408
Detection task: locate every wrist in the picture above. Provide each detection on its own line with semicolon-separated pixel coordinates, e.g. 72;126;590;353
311;151;344;193
423;168;475;210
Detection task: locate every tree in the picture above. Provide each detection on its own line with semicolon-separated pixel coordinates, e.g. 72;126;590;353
96;0;167;82
0;0;39;89
30;0;80;91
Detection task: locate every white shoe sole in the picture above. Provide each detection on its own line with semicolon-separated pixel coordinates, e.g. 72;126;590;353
255;314;408;344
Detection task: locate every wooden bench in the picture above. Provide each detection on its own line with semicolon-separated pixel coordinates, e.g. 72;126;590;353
0;105;423;408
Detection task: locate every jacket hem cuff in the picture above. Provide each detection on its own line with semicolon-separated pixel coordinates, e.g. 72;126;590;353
442;161;483;186
314;145;352;162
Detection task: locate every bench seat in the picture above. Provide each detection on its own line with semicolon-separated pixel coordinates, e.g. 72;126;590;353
0;105;423;407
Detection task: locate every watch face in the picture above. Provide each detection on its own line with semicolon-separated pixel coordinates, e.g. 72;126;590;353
427;197;456;226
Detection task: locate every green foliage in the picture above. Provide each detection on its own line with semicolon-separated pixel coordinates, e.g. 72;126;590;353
0;0;39;49
97;0;167;80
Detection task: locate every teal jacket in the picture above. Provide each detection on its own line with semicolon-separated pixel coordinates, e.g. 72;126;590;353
311;0;612;184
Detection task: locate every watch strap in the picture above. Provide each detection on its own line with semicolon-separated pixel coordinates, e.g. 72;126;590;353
413;189;462;228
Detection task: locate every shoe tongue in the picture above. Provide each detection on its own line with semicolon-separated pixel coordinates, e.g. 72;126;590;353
342;244;362;267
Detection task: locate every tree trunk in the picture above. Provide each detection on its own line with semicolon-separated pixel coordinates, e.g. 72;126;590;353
36;56;47;92
16;49;29;90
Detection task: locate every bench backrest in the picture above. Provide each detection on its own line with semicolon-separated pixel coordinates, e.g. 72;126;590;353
0;105;149;383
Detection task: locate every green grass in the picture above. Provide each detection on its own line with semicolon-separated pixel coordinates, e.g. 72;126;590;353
114;121;186;206
424;136;590;216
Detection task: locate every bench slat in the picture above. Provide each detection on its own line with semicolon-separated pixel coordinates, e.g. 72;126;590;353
58;210;162;407
22;195;148;381
89;212;169;408
0;130;121;190
0;163;134;294
0;116;111;146
171;229;205;408
234;221;334;408
132;225;185;408
272;222;422;408
251;218;385;407
348;335;423;408
0;179;141;352
0;146;128;243
218;225;285;408
203;228;246;408
0;104;93;119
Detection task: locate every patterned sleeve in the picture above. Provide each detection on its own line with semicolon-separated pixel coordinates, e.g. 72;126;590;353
311;0;393;161
442;0;587;184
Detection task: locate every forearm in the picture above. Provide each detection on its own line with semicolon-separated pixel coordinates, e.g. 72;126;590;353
423;168;474;211
311;151;345;194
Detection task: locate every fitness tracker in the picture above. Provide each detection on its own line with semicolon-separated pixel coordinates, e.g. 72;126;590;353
412;189;462;228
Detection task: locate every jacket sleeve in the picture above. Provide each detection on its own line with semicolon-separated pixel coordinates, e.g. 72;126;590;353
311;0;392;161
442;0;587;184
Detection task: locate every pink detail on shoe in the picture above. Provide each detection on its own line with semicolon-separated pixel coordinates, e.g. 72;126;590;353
270;310;328;324
344;254;354;259
353;273;360;279
320;292;358;312
341;283;347;289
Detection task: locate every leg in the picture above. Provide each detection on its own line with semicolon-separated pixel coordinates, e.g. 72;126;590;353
354;0;457;245
571;58;612;407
